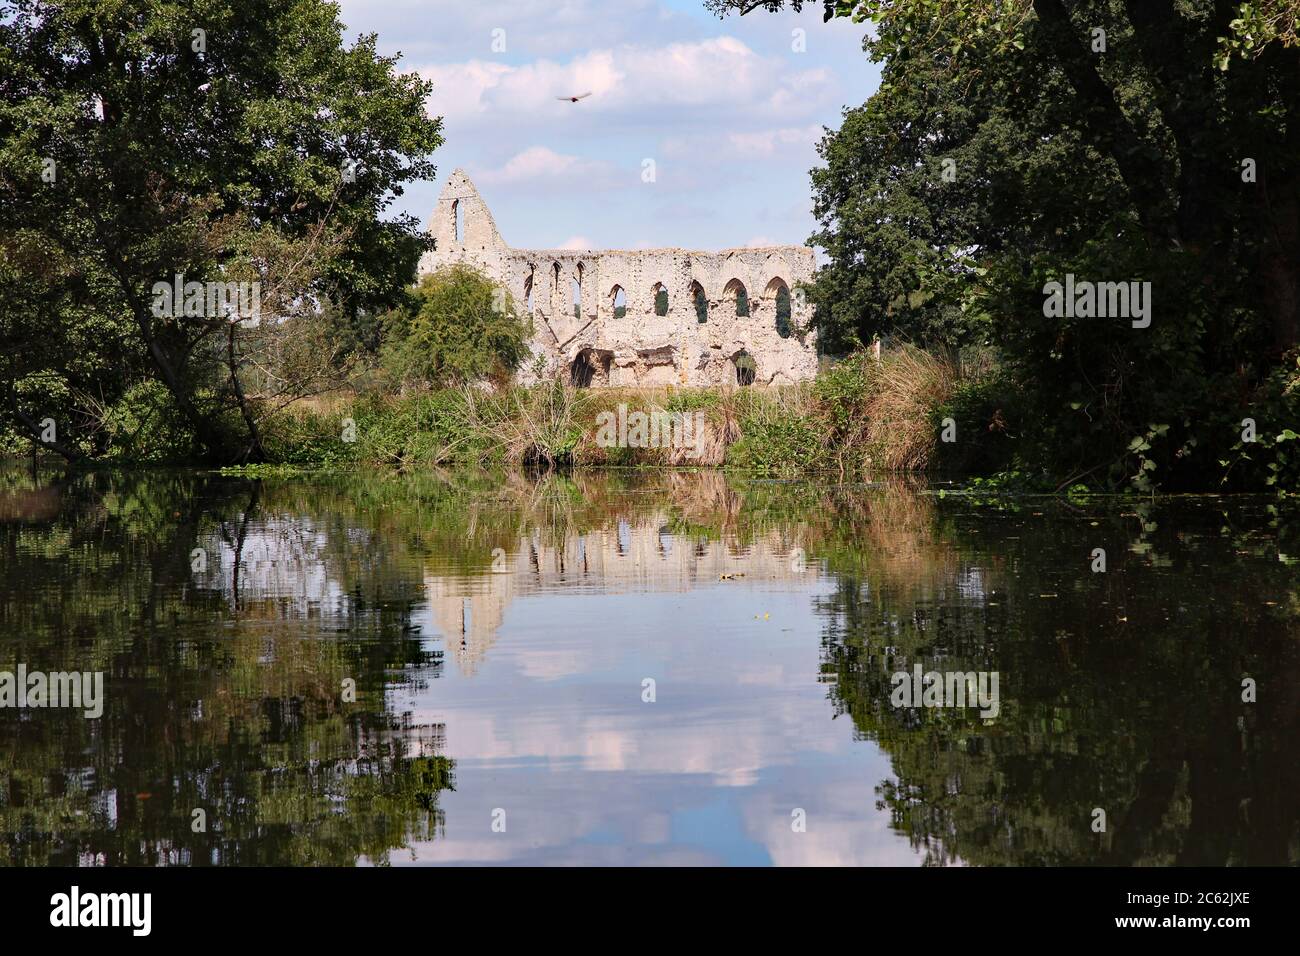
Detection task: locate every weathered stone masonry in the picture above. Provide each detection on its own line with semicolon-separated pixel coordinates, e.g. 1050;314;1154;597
418;169;818;386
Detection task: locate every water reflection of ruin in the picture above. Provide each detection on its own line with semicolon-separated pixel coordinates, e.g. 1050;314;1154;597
425;518;809;675
184;470;829;676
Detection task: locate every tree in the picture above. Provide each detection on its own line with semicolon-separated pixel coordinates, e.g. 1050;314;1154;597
0;0;443;461
709;0;1300;489
380;265;533;389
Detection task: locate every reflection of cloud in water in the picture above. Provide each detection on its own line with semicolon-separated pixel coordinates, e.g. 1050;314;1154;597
398;585;927;866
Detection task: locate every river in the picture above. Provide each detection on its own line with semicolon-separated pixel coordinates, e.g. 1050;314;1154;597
0;467;1295;865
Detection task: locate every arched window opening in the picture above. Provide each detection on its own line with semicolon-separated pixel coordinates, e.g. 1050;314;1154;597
572;264;585;319
652;282;669;316
776;287;792;337
690;281;708;324
734;351;756;386
524;270;535;313
610;285;627;319
452;200;463;243
766;278;793;338
724;279;749;317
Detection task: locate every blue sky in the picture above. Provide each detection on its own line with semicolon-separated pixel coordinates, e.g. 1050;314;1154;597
337;0;881;252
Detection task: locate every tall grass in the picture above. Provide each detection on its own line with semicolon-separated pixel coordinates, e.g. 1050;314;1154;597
259;345;972;475
458;377;586;468
862;345;958;471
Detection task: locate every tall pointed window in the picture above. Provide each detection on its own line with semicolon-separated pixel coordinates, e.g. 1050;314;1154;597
690;281;708;324
652;282;669;316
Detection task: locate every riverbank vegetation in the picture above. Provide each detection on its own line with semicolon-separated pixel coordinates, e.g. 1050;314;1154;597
12;343;990;480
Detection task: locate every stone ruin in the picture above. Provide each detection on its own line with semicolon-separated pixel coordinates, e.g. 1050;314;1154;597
418;169;819;387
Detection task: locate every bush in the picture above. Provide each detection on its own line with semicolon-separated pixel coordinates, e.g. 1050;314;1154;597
260;401;358;466
98;380;201;463
1217;352;1300;495
379;265;533;389
933;366;1022;477
729;388;827;477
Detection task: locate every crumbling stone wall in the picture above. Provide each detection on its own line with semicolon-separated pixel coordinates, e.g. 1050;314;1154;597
419;169;819;386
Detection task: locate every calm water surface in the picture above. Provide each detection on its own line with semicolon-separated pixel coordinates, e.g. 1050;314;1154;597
0;467;1296;865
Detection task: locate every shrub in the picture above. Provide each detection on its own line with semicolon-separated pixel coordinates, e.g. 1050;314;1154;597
729;387;827;476
98;381;200;462
933;366;1021;477
379;265;532;389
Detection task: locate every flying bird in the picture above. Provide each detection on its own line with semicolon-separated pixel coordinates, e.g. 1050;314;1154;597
556;92;593;103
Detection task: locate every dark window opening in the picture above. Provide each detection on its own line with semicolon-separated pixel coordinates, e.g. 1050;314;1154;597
774;283;792;338
570;349;610;388
692;282;708;324
725;279;749;317
734;352;756;386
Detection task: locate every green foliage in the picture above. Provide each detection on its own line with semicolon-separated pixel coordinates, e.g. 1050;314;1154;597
663;389;720;413
774;286;792;338
379;265;532;389
728;395;828;476
932;368;1021;477
260;405;358;467
812;353;875;436
1218;354;1300;494
0;0;443;462
350;391;486;465
654;289;669;316
773;0;1300;490
98;380;200;463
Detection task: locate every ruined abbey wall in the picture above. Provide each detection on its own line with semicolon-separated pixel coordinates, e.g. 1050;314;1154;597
418;169;818;386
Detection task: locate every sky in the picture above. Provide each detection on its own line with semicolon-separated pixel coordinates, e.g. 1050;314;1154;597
336;0;881;253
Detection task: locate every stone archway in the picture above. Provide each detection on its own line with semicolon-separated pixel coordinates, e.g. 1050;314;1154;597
723;278;749;317
732;350;756;386
570;348;613;387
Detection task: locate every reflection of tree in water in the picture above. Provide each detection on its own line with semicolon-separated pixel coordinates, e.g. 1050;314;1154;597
4;466;1297;866
0;470;452;866
818;498;1300;866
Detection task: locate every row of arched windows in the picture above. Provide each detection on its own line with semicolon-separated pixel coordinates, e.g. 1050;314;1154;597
522;266;794;337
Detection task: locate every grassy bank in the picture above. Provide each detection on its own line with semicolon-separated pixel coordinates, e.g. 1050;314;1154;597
252;345;1003;480
11;340;1294;494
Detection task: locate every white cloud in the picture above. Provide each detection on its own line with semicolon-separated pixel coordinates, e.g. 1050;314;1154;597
475;146;617;187
420;38;836;133
727;125;823;156
340;0;676;61
557;236;593;250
